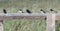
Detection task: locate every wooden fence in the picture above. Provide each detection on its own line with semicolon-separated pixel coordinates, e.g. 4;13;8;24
0;13;60;31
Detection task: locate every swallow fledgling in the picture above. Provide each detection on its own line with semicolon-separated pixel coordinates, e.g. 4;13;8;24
50;9;57;13
40;9;46;14
19;9;24;13
50;9;54;11
40;9;46;20
26;9;32;14
3;9;7;14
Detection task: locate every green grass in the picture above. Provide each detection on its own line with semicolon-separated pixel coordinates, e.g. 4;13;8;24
4;19;46;31
56;20;60;31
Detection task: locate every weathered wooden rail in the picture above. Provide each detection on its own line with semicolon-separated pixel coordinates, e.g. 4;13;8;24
0;13;60;31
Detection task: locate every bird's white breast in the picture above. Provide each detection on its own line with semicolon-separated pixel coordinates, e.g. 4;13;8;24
19;11;22;13
40;11;45;14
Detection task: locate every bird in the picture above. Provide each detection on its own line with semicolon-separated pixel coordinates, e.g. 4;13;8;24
50;9;57;13
3;9;7;14
26;9;32;14
50;9;54;11
19;9;24;13
40;9;46;14
40;9;46;20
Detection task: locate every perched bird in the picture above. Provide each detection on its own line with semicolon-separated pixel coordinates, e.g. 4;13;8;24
40;9;46;14
26;9;32;14
50;9;54;11
19;9;24;13
50;9;57;13
3;9;7;14
40;9;46;20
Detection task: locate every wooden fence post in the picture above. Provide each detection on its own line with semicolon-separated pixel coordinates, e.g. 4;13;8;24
46;13;55;31
0;22;3;31
0;16;3;31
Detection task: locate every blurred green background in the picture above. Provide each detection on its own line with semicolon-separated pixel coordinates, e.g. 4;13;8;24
0;0;60;13
0;0;60;31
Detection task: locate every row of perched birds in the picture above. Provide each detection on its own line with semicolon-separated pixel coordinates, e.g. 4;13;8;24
3;9;57;14
3;9;32;14
3;8;57;20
